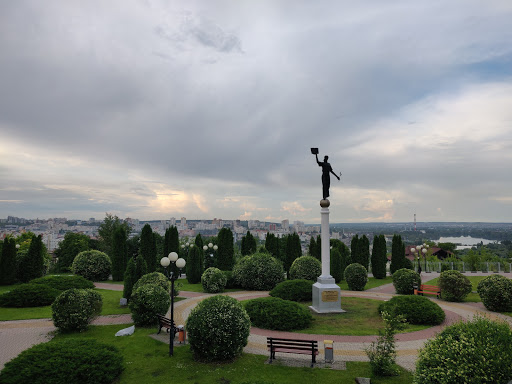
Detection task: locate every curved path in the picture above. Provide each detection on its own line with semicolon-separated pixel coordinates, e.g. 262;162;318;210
2;273;512;372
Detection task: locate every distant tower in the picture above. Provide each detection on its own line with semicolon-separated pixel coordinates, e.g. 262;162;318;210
414;213;417;231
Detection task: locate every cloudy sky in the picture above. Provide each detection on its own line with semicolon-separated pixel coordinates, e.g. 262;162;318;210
1;1;512;224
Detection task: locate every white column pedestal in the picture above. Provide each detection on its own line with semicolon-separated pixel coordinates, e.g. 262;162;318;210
309;199;345;314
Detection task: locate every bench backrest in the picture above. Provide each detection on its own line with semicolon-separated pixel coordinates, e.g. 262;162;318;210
267;337;318;351
420;284;440;291
157;315;172;325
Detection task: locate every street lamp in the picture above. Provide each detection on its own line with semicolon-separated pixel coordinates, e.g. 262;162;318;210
202;242;218;269
160;251;186;357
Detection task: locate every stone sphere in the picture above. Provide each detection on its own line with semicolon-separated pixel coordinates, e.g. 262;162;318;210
320;199;330;208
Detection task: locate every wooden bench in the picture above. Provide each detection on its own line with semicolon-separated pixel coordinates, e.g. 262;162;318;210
414;284;441;298
267;337;319;367
157;314;178;337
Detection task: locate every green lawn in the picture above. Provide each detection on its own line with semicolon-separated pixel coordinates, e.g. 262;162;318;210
292;297;429;336
52;324;413;384
338;276;394;291
0;288;131;321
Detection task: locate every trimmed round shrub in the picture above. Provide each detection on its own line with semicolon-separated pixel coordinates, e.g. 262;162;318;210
232;253;284;291
344;263;368;291
51;288;103;332
378;295;445;325
0;338;123;384
186;295;251;362
392;268;421;295
243;297;312;331
222;270;237;288
129;284;170;326
269;279;313;302
289;256;321;281
72;250;112;281
477;275;512;312
415;316;512;384
0;283;61;307
439;270;472;302
132;272;170;293
30;274;94;290
201;267;227;293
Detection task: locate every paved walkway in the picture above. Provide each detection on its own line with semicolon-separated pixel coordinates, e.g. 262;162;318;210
2;273;512;372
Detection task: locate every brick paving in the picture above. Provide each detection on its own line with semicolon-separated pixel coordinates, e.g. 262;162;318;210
2;273;512;373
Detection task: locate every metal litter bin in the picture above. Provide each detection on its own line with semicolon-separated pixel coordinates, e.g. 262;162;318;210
324;340;333;363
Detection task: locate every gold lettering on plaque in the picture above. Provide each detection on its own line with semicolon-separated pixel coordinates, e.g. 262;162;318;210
321;291;339;302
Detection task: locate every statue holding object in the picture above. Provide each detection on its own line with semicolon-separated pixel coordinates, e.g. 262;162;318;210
311;148;340;200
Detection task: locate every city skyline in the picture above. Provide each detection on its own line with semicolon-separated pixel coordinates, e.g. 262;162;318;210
1;1;512;224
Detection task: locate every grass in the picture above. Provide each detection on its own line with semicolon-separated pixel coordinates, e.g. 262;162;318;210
338;276;394;291
176;280;242;293
0;288;131;321
51;324;414;384
292;297;429;336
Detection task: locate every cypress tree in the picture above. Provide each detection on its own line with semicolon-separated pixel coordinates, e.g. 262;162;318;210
340;242;351;279
195;234;204;272
169;226;179;253
140;224;156;272
111;226;128;281
186;246;202;284
217;227;234;270
123;257;135;300
330;248;342;283
265;233;279;259
351;235;360;264
285;233;302;278
241;231;257;255
308;236;316;258
18;235;45;283
163;227;170;259
358;235;370;269
390;234;405;274
0;237;17;285
371;235;387;279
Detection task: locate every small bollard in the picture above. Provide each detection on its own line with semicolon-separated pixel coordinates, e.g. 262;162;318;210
177;325;186;344
324;340;333;363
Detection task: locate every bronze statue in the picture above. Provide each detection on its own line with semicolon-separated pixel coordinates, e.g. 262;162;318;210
311;148;340;200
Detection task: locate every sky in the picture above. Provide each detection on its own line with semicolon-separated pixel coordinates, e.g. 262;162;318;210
1;1;512;224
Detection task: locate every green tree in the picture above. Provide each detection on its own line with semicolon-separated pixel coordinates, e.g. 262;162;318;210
195;234;204;272
390;235;405;274
18;235;45;283
284;233;302;278
438;242;457;254
98;213;130;257
217;228;234;270
309;236;321;261
0;237;17;285
371;235;388;279
358;235;370;269
265;233;280;260
140;224;156;272
54;232;90;272
351;235;359;264
111;226;128;281
186;246;202;284
241;231;257;256
330;248;342;283
123;255;148;301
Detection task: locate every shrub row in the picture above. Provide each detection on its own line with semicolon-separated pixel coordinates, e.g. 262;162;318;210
243;297;312;331
378;295;445;325
269;279;313;302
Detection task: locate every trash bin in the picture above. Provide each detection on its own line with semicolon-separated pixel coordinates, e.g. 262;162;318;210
324;340;333;363
177;325;186;344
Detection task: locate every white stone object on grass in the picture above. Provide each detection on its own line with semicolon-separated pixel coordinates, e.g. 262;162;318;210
115;325;135;336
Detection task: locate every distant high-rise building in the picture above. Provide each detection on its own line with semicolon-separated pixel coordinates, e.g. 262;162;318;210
170;217;176;226
181;217;187;227
281;219;289;229
269;223;276;231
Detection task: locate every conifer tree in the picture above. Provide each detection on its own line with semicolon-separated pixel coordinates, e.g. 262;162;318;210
390;234;405;274
140;224;156;272
186;246;202;284
123;255;148;301
111;226;128;281
265;233;280;259
330;248;342;283
217;227;234;270
241;231;257;255
351;235;360;264
371;234;388;279
358;235;370;269
195;234;204;272
18;235;45;283
284;233;302;278
0;237;17;285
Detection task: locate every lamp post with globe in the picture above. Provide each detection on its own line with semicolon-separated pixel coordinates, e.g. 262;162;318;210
202;242;218;269
160;252;186;357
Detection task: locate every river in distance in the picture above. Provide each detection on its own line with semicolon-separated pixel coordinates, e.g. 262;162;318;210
437;236;496;250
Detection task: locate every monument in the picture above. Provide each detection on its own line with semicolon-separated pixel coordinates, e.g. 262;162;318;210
310;148;345;313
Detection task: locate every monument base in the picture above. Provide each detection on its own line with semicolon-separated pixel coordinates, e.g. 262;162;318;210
309;277;345;314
